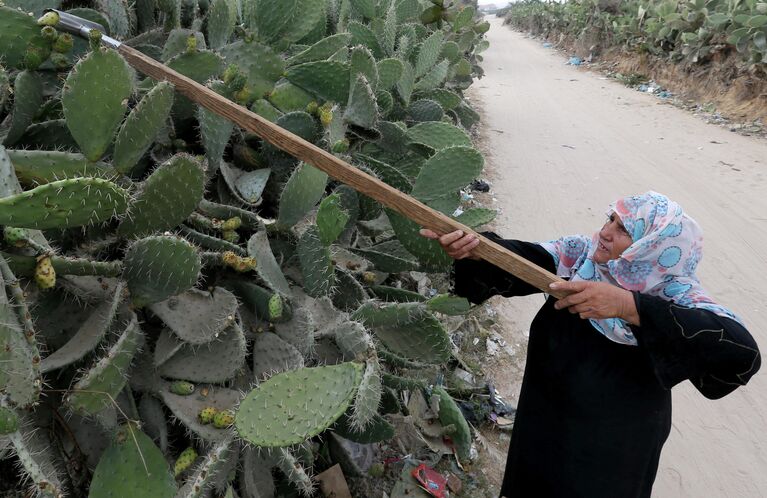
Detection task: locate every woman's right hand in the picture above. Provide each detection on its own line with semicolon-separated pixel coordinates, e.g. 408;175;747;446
419;229;481;260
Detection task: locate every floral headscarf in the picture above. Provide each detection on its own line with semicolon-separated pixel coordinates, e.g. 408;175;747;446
540;191;742;346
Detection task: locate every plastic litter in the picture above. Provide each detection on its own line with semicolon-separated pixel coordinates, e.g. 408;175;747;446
567;56;582;66
470;179;490;192
542;42;553;48
412;463;448;498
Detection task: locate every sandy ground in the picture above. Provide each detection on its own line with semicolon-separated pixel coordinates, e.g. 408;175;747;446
471;17;767;498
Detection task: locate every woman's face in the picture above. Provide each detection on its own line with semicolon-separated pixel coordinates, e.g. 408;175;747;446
594;212;633;264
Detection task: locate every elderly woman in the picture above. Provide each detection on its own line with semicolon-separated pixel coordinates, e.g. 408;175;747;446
420;192;760;498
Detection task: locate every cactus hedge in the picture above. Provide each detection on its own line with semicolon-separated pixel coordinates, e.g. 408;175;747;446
0;0;492;496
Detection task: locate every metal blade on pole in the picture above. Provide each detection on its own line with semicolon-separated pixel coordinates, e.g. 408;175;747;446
47;9;568;298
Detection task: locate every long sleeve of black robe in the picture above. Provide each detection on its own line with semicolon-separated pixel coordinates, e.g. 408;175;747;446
454;234;761;498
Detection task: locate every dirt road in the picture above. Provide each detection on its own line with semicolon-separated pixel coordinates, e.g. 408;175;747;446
471;17;767;498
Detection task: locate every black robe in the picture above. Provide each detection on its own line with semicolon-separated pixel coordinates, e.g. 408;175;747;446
453;235;761;498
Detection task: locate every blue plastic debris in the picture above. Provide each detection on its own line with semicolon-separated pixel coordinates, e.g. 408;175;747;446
658;90;672;99
638;84;649;92
542;42;553;48
567;56;582;66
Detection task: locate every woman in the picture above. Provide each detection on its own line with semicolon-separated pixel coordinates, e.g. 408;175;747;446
420;192;760;498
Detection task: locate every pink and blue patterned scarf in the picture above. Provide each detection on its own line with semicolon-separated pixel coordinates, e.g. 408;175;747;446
540;191;742;345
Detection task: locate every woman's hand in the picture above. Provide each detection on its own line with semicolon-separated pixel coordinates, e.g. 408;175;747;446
550;281;641;326
419;229;481;260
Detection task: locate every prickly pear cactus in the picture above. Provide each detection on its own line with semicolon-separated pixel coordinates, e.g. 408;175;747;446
0;1;490;494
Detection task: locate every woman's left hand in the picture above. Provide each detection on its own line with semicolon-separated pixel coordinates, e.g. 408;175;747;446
550;281;640;326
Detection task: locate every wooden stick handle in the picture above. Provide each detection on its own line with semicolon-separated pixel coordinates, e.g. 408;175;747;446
118;45;567;298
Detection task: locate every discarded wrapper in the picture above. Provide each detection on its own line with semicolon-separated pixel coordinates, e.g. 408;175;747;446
411;463;449;498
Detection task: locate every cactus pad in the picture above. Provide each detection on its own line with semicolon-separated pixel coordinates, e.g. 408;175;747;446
219;40;284;99
250;0;326;44
396;61;415;106
158;322;246;383
123;235;201;307
411;146;482;203
286;60;351;104
287;33;353;66
119;154;204;237
407;121;472;152
277;163;328;229
246;231;292;296
0;177;130;229
414;59;449;92
298;226;335;298
433;386;472;460
113;82;175;174
207;0;236;49
0;6;50;69
149;287;238;345
316;193;350;245
268;81;315;113
3;70;43;146
219;163;270;205
66;313;142;415
89;425;177;498
160;383;240;442
7;149;116;186
62;48;133;161
235;362;364;447
344;75;378;129
415;30;444;78
454;207;497;228
348;21;383;58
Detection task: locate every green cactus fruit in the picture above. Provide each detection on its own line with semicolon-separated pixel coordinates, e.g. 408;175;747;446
3;227;28;248
235;362;364;447
36;10;61;26
223;64;247;91
344;75;377;129
49;51;70;70
287;33;353;66
298;226;335;298
221;217;242;231
316;193;350;245
34;255;55;290
66;313;143;415
113;81;175;174
331;138;350;153
319;106;334;127
62;48;133;161
40;25;58;42
227;280;292;323
0;177;130;230
3;70;43;146
268;293;283;321
0;6;51;69
348;21;383;58
90;425;177;498
175;447;199;476
118;154;205;238
213;409;235;429
199;407;218;425
407;121;472;152
207;0;236;49
250;0;326;44
218;40;284;100
0;406;19;435
305;101;319;115
160;383;240;442
170;380;196;395
286;60;351;104
162;29;207;61
123;235;201;307
150;287;238;345
245;231;292;296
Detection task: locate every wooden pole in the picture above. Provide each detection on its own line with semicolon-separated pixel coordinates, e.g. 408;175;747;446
118;45;567;298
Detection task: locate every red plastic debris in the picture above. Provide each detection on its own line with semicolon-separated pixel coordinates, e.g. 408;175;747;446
411;463;448;498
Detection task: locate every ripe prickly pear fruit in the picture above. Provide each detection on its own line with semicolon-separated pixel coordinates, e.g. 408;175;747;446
37;11;61;26
0;407;19;435
186;35;198;53
52;33;74;53
212;409;234;429
222;251;257;272
319;108;333;127
3;227;28;248
221;217;242;231
34;255;55;290
331;139;350;153
199;406;218;425
268;294;282;321
306;101;319;115
169;381;195;395
174;447;198;476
